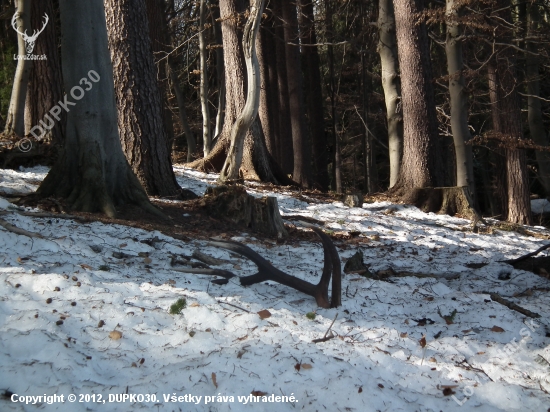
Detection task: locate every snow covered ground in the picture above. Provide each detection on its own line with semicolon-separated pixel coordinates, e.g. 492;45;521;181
1;165;550;411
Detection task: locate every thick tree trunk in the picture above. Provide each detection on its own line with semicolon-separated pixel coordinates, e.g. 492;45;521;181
256;15;279;162
104;0;181;197
526;3;550;196
445;0;475;193
391;0;441;191
282;0;310;188
219;0;265;182
145;0;176;152
37;0;159;218
199;0;212;155
378;0;403;188
24;0;64;145
300;0;329;191
4;0;32;137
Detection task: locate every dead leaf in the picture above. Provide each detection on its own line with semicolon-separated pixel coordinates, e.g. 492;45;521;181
301;363;313;370
358;387;363;393
120;243;127;248
143;257;152;264
462;329;472;333
429;357;437;362
211;372;218;388
400;332;408;338
294;362;301;371
257;309;271;319
424;296;434;301
190;302;200;307
251;390;267;397
419;335;427;348
442;388;455;396
378;383;384;388
233;264;242;270
80;264;92;270
477;351;485;355
491;326;505;333
292;320;297;325
109;330;122;340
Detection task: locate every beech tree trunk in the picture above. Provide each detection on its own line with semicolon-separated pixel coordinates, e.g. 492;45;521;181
282;0;310;187
300;0;329;190
219;0;265;182
24;0;64;144
212;3;225;141
199;0;212;155
4;0;32;137
104;0;181;197
445;0;475;193
378;0;402;188
526;3;550;196
391;0;441;192
37;0;159;218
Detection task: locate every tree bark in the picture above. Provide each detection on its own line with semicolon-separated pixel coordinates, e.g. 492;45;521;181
445;0;475;194
199;0;212;155
104;0;181;197
219;0;265;182
391;0;441;191
212;2;225;141
168;58;197;162
37;0;160;218
526;3;550;196
4;0;32;137
24;0;64;145
282;0;310;187
300;0;329;190
272;0;293;175
145;0;176;152
378;0;403;188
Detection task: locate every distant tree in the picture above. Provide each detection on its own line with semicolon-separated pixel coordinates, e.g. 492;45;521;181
104;0;181;197
4;0;32;137
38;0;160;217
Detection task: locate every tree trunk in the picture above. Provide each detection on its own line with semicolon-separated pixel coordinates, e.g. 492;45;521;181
256;11;277;162
4;0;32;137
445;0;475;194
24;0;64;145
326;0;341;193
145;0;176;152
300;0;329;191
199;0;212;155
187;0;290;185
168;57;196;162
219;0;265;182
273;0;293;175
104;0;181;197
526;3;550;196
37;0;160;218
212;2;225;141
282;0;310;188
391;0;441;192
378;0;403;188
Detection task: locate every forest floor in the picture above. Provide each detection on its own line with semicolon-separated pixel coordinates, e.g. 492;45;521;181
1;165;550;411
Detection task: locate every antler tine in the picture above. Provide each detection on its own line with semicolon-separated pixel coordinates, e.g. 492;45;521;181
310;227;333;291
207;240;274;273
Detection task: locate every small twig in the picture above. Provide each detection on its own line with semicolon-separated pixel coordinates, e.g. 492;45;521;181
216;299;251;313
489;293;541;318
312;313;338;343
500;243;550;265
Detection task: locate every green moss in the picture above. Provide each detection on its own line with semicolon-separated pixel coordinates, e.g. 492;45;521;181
98;265;110;271
169;297;187;315
306;312;316;320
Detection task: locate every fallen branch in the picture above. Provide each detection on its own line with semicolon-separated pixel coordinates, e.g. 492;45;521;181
0;218;43;238
489;293;541;318
500;243;550;265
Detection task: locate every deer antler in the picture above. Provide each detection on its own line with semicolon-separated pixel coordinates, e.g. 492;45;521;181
173;226;342;308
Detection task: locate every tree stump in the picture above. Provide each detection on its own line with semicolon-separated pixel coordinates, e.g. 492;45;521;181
202;185;288;238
